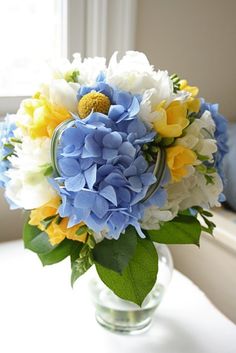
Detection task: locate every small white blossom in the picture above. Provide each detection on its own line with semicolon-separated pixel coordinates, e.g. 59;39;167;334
5;137;56;209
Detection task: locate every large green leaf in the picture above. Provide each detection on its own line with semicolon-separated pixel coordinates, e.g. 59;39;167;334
96;237;158;306
147;215;201;245
71;251;93;286
38;239;73;266
92;226;137;273
23;222;55;254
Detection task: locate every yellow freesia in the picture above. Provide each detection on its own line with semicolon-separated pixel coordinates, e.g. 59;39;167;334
17;94;71;138
153;100;189;138
180;79;201;113
29;197;87;246
166;145;197;182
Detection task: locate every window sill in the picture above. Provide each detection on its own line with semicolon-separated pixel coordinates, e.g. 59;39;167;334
204;208;236;254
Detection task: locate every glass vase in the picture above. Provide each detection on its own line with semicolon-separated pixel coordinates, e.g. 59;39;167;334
89;244;173;334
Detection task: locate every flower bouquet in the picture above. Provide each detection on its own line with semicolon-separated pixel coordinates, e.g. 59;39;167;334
0;52;228;311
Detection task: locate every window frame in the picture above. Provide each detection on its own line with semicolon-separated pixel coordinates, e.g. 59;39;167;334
0;0;137;116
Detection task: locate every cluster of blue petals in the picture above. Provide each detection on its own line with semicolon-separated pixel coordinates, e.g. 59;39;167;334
0;115;16;188
200;100;229;181
53;82;166;239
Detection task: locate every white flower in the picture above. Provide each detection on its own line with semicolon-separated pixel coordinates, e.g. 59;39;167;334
141;206;176;230
75;55;106;86
52;53;106;86
40;79;79;113
176;110;217;161
107;51;173;96
5;137;56;209
166;171;223;211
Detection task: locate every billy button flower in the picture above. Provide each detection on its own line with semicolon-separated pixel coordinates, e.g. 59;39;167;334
78;91;111;118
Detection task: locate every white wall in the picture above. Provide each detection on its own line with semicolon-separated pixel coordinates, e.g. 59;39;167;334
136;0;236;121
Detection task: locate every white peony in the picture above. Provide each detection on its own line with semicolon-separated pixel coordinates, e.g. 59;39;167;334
5;137;56;210
107;51;173;96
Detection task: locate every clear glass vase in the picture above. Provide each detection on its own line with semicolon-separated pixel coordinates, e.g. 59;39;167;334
89;244;173;334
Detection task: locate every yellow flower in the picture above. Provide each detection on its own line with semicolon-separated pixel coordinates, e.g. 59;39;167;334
153;100;189;138
167;145;197;182
17;94;71;138
180;80;201;113
29;197;87;246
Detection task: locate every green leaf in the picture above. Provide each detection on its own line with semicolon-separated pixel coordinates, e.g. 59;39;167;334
96;237;158;306
204;174;214;185
71;249;93;286
38;239;73;266
192;206;216;235
92;226;137;273
70;242;84;264
76;225;88;236
147;215;201;245
40;215;56;229
23;221;55;254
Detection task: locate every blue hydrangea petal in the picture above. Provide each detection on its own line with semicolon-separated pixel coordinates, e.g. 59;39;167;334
105;172;126;187
99;185;117;206
103;131;123;148
65;173;85;192
119;142;136;158
140;173;156;186
74;189;96;208
128;96;140;117
108;105;125;121
84;164;97;189
58;158;81;177
102;147;118;160
93;195;109;218
62;128;84;148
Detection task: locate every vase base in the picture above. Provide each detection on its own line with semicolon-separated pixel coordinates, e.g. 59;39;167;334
95;314;152;335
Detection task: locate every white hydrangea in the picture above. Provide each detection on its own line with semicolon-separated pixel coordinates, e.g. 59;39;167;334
5;137;56;209
141;168;223;230
107;51;173;96
141;206;176;230
175;110;217;161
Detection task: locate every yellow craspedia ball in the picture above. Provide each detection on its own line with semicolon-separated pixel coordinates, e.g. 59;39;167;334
78;92;111;119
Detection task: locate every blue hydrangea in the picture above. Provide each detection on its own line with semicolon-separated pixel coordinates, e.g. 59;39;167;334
52;83;167;239
0;115;16;188
200;100;229;181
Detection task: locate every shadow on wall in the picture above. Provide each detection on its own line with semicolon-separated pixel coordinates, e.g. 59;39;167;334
0;189;23;242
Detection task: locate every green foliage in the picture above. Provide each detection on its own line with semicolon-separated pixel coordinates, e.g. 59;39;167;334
40;215;56;229
147;214;201;245
65;70;80;83
192;206;216;235
170;73;181;93
76;225;88;236
71;243;93;286
23;222;55;254
92;226;137;273
96;237;158;306
38;239;74;266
